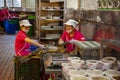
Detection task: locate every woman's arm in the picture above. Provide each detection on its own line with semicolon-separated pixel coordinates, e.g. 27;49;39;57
25;37;44;48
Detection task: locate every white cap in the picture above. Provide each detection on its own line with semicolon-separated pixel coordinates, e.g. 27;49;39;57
19;20;32;27
64;19;78;29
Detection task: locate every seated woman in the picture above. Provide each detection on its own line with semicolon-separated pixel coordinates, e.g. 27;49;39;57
15;19;46;56
58;19;85;56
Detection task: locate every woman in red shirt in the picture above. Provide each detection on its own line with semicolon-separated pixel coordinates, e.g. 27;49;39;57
58;19;85;54
15;19;45;56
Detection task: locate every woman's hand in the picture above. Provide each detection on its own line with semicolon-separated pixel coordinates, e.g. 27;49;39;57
69;39;77;44
58;39;64;45
39;44;48;53
39;44;46;49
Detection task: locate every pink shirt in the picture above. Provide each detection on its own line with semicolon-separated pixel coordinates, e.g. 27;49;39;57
15;30;31;56
61;30;85;52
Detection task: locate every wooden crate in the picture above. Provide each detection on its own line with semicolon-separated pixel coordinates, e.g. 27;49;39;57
14;57;41;80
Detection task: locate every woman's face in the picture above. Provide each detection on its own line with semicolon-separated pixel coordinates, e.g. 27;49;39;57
22;26;30;33
65;25;74;33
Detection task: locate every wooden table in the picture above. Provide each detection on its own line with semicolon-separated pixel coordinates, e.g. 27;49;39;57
43;53;67;80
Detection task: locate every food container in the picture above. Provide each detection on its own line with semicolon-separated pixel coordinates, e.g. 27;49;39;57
104;69;120;78
86;60;99;69
46;45;58;52
69;70;86;76
112;76;120;80
42;7;46;9
41;16;46;19
47;6;53;9
54;6;60;9
99;60;112;70
61;63;71;71
86;69;103;76
41;26;51;29
53;16;60;19
86;69;103;77
102;57;116;64
91;75;110;80
70;75;90;80
71;60;84;69
67;57;80;62
64;66;75;76
46;15;53;19
53;26;63;29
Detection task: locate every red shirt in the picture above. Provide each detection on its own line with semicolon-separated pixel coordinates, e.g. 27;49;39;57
61;30;85;52
15;30;31;56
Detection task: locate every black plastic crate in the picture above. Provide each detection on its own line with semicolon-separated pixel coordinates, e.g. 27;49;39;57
14;57;41;80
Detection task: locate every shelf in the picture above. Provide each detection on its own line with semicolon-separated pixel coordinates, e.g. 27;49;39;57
41;28;63;31
41;19;64;21
37;0;65;42
9;8;35;12
41;9;64;11
41;0;64;2
11;17;19;19
40;37;59;40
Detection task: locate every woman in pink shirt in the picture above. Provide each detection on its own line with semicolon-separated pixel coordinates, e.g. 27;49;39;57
15;20;46;56
58;19;85;53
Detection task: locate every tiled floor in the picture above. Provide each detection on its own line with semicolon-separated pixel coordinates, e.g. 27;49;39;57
0;34;15;80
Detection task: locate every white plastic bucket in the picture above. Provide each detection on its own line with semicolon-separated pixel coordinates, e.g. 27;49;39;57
69;70;86;76
99;60;112;70
86;60;99;69
104;69;120;77
86;69;103;77
61;63;71;72
91;75;110;80
70;75;90;80
71;60;84;69
67;57;80;62
64;66;75;76
102;57;116;64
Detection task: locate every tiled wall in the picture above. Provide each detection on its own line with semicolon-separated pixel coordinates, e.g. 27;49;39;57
65;9;120;41
98;11;120;41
